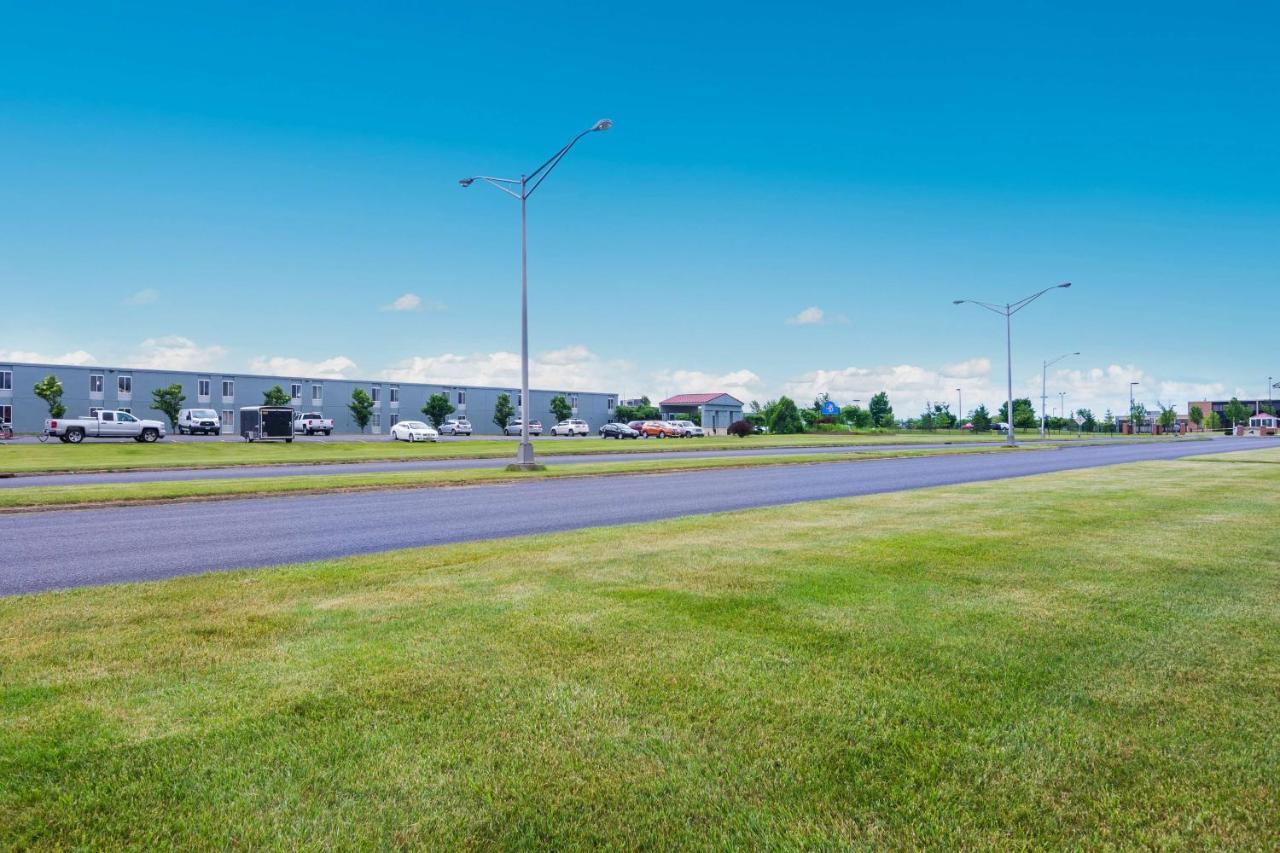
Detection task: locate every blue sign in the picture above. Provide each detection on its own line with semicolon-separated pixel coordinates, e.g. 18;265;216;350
819;400;840;416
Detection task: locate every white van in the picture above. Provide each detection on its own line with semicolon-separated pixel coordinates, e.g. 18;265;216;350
177;408;222;436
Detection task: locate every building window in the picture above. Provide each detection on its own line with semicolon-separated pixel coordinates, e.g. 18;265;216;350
290;383;302;402
607;397;616;409
312;384;323;404
198;378;211;400
390;413;399;426
516;393;522;407
372;412;381;428
371;387;381;404
221;410;234;428
0;404;11;425
457;389;466;406
0;370;11;392
117;376;133;398
569;394;578;407
389;387;400;405
221;380;235;399
89;374;104;395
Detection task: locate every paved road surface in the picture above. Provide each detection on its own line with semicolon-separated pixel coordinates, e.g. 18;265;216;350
2;438;1272;595
0;441;996;488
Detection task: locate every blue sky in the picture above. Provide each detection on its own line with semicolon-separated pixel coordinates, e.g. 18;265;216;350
2;2;1277;416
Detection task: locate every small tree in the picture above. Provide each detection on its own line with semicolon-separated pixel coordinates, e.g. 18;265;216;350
969;403;992;431
868;391;894;428
1223;397;1249;430
1076;408;1097;433
1205;410;1222;430
150;383;186;429
1188;405;1204;431
263;385;291;406
727;419;754;437
493;393;515;430
1129;400;1148;434
422;393;455;429
767;396;805;434
33;374;66;418
998;398;1038;430
348;388;375;433
1103;409;1116;433
1157;403;1178;433
549;394;573;423
841;404;872;429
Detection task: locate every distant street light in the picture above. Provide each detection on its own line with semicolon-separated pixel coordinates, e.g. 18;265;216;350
955;387;962;430
1129;381;1141;435
1040;352;1079;438
1059;391;1068;427
459;119;612;468
953;282;1072;447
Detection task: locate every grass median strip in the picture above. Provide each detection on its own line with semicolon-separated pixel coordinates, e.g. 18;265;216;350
0;431;1176;476
1;451;1277;847
0;445;1026;511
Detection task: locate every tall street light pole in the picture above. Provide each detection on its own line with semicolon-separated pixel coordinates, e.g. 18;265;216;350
1059;391;1068;428
955;387;962;430
1129;381;1140;435
953;282;1073;448
460;119;613;469
1040;351;1080;438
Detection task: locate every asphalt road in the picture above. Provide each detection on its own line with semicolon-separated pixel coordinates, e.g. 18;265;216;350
4;437;1272;596
0;440;995;488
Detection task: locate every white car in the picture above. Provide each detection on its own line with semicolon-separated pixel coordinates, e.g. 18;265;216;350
550;418;590;437
668;420;705;437
439;418;472;436
389;420;439;442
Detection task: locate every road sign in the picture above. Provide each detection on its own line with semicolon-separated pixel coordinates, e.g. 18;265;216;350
820;401;840;416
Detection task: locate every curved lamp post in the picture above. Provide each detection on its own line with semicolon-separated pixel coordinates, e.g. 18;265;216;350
460;119;612;468
1041;351;1079;437
954;282;1072;447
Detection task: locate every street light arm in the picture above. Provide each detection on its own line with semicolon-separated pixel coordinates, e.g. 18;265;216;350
525;120;611;198
1008;282;1071;315
460;176;523;199
953;299;1008;316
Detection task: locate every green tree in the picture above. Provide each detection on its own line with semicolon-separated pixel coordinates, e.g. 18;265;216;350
968;403;992;431
1205;410;1222;430
997;398;1037;430
262;385;291;406
549;394;573;423
868;391;894;428
1129;400;1148;434
1223;397;1249;429
150;383;186;429
841;404;872;429
1157;403;1178;433
1076;408;1097;433
766;396;805;434
492;393;516;430
1188;405;1204;431
348;388;374;433
615;396;660;422
422;393;455;429
1103;409;1115;433
33;374;66;418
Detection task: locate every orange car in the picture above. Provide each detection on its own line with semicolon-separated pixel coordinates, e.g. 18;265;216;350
638;420;682;438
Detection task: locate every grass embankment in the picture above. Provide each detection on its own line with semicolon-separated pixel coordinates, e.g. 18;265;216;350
0;430;1164;476
0;446;1017;511
3;450;1278;847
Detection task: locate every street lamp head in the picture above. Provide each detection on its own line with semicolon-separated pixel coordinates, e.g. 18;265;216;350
952;299;965;305
592;119;614;132
1058;282;1072;288
458;178;475;188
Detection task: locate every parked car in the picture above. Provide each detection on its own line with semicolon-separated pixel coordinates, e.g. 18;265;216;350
390;420;439;442
667;420;706;438
504;419;543;436
638;420;681;439
240;406;295;443
44;410;166;444
294;412;334;436
599;422;641;439
177;408;222;436
626;420;648;433
439;418;473;436
550;418;590;437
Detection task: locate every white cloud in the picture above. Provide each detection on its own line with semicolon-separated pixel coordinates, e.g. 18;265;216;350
785;306;847;326
0;349;97;366
381;293;445;313
131;336;228;371
942;357;992;379
123;288;159;305
650;368;765;405
248;355;359;379
382;346;632;392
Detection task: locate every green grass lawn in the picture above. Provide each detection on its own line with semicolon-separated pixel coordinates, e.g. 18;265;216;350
0;430;1169;475
3;449;1275;847
0;445;1025;510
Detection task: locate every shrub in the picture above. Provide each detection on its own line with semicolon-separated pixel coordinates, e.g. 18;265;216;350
727;420;754;437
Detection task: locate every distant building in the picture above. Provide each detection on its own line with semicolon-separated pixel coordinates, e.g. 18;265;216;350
1187;398;1278;430
0;360;617;435
1115;407;1190;435
658;393;744;434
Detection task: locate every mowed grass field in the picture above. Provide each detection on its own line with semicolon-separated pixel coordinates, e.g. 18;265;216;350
0;430;1160;475
2;449;1276;847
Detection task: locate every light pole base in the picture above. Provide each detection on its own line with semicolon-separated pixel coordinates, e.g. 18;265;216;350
515;440;536;466
505;462;546;472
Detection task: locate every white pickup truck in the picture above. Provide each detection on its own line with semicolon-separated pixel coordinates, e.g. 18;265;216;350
293;412;334;436
44;410;166;444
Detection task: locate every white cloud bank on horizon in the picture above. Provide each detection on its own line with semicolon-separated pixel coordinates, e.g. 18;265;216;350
0;349;98;366
786;306;847;326
248;355;359;379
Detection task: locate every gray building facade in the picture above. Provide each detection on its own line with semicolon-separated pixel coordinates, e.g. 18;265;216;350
0;361;618;436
